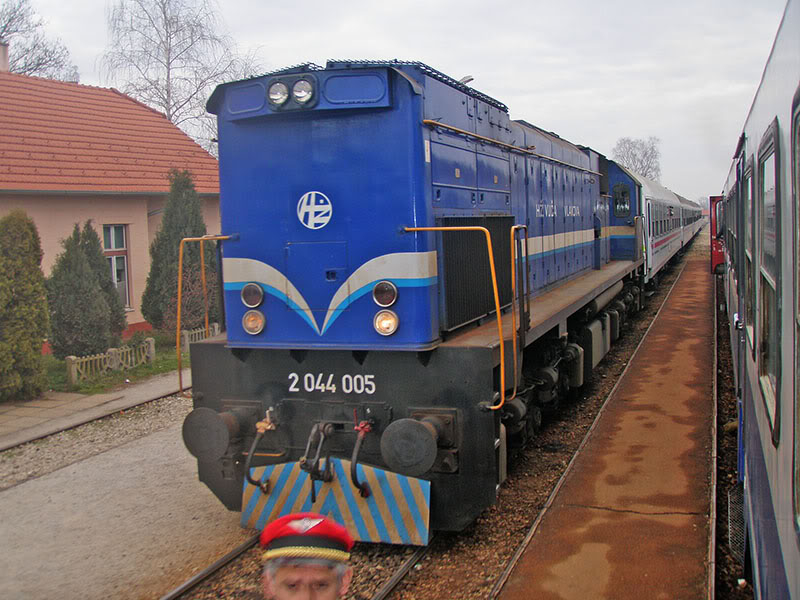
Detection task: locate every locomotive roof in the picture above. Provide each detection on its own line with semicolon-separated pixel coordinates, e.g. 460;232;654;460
245;59;509;112
676;194;701;209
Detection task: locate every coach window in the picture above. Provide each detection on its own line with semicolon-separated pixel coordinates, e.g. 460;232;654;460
757;119;780;439
613;184;631;217
744;161;755;350
103;224;130;308
729;190;738;274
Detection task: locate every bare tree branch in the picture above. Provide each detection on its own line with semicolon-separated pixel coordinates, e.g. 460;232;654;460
611;136;662;181
0;0;79;81
101;0;261;153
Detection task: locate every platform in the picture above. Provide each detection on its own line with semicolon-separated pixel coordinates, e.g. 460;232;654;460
493;248;714;599
0;369;191;452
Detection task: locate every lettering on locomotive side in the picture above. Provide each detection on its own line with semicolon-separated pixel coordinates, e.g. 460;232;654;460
536;204;558;217
535;204;581;217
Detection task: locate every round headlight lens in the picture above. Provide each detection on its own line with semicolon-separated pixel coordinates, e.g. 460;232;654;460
241;283;264;308
373;281;398;307
374;310;399;336
242;310;266;335
268;81;289;105
292;79;314;104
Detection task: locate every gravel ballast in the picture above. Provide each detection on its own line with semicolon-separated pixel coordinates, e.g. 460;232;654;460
0;394;192;492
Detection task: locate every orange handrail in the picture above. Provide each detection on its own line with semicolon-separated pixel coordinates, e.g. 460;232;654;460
508;225;528;403
404;225;507;411
176;235;231;395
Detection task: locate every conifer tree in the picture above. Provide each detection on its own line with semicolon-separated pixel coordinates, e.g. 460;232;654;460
47;225;112;359
141;169;218;329
0;210;49;401
80;221;126;341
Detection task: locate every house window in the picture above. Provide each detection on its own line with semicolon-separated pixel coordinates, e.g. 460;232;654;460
757;119;780;437
103;224;130;308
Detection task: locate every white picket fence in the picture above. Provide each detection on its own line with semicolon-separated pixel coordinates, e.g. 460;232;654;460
65;338;155;385
180;323;221;352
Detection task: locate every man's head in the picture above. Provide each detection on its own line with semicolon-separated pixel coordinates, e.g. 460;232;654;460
260;513;354;600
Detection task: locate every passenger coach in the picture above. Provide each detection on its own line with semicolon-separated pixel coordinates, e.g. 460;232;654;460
717;0;799;597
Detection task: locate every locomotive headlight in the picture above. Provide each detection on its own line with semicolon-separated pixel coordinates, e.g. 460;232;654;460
292;79;314;104
268;81;289;105
372;281;398;307
241;283;264;308
373;310;399;336
242;310;266;335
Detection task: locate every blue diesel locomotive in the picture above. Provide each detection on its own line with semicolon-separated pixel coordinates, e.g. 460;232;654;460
182;60;701;545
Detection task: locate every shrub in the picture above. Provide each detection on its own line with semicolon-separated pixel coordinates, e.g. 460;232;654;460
0;211;50;401
162;264;219;332
80;220;127;341
141;169;218;329
47;225;112;359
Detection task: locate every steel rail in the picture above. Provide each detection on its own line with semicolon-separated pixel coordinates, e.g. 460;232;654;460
707;261;718;600
370;541;432;600
158;533;260;600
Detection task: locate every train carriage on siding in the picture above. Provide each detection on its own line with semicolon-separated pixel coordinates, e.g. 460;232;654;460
182;60;698;545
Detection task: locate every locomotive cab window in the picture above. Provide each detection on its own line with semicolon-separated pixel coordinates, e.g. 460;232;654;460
757;118;781;440
613;184;631;217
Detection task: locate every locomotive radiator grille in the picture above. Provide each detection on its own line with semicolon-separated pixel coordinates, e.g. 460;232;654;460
437;215;514;331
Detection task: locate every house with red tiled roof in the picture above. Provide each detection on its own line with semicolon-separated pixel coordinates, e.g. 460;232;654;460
0;50;220;330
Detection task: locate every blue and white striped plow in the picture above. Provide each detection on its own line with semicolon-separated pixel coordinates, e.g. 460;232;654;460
241;459;431;546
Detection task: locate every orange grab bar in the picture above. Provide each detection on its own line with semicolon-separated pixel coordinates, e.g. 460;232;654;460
176;235;231;395
404;225;507;411
508;225;528;404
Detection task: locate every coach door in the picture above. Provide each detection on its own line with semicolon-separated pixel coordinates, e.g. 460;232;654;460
710;196;725;273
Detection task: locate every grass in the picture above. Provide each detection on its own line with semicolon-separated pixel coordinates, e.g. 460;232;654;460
45;337;190;395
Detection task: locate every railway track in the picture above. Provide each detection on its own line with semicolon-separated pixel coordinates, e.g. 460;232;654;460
162;534;431;600
173;238;703;600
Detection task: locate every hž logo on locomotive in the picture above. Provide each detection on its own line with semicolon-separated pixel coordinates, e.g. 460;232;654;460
297;191;332;229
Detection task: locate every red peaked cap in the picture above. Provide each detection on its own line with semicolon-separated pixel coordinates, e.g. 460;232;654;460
260;513;354;562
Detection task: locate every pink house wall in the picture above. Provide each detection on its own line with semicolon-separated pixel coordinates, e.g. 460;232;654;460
0;193;220;327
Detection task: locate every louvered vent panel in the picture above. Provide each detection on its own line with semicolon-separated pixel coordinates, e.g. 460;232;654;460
438;215;514;331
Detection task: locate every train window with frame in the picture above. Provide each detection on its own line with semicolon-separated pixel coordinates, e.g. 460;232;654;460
613;183;631;218
654;204;659;235
744;159;755;350
757;118;781;441
657;205;661;235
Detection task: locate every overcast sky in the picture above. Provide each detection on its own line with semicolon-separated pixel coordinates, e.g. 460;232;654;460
30;0;788;202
